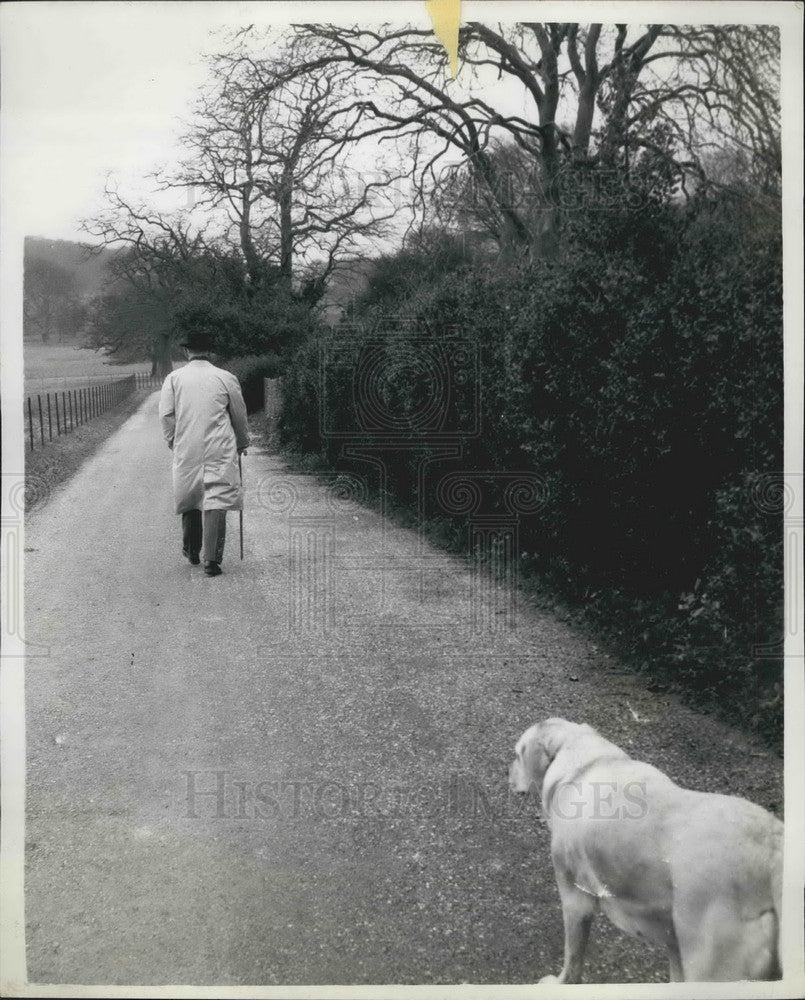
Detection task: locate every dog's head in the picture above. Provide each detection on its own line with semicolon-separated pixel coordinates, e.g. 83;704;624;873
508;718;579;795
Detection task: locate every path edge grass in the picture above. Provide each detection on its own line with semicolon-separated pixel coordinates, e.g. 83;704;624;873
25;389;157;511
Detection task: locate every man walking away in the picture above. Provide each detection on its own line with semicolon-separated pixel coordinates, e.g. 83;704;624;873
159;330;250;577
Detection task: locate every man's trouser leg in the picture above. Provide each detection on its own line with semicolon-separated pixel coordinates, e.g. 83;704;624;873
202;509;227;565
182;510;202;561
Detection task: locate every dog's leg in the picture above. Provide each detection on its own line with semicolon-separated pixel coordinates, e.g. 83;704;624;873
678;905;780;982
540;879;597;984
668;947;684;982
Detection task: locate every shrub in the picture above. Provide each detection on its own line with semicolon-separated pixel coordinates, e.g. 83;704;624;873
277;188;783;740
224;353;283;413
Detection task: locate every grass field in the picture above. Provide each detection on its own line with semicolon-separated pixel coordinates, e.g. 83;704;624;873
22;341;157;509
25;389;156;509
24;341;151;392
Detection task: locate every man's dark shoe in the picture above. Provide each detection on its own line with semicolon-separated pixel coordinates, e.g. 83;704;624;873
183;548;201;565
204;561;222;576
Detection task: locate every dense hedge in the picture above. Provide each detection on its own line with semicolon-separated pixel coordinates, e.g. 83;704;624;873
224;353;283;413
280;192;783;740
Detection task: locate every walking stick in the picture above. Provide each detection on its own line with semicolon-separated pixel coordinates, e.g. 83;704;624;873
239;453;244;560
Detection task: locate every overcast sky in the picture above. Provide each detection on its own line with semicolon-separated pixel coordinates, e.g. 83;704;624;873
1;3;269;242
0;1;511;246
2;1;797;247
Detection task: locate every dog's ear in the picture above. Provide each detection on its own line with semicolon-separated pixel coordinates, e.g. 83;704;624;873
513;718;575;795
517;721;558;790
516;719;574;816
538;718;573;763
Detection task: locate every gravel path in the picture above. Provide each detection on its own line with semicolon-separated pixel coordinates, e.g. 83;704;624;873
24;393;783;986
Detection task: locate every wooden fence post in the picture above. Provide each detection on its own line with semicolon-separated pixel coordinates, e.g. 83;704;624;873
24;376;147;451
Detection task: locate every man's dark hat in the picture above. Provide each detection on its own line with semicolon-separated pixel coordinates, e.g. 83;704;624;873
180;330;214;352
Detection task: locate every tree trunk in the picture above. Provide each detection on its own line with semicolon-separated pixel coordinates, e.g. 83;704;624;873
154;332;173;380
239;185;264;289
472;147;534;260
573;81;597;159
532;24;563;255
279;165;294;293
599;25;663;169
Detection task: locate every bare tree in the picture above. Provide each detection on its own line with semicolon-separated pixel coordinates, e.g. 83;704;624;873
651;25;781;205
83;177;330;369
23;258;85;343
84;286;170;372
161;47;403;294
252;22;780;255
82;185;213;377
82;22;779;362
80;34;411;369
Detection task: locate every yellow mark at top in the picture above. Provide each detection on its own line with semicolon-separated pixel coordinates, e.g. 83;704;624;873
425;0;461;78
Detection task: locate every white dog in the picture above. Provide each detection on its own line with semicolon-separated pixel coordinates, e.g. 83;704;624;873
509;718;783;983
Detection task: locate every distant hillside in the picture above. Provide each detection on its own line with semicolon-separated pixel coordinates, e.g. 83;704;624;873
24;237;121;302
24;237;126;343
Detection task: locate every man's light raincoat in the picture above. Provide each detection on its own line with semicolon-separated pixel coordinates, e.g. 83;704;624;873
159;360;250;513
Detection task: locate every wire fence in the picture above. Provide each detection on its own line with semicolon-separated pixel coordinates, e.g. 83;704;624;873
24;371;160;452
24;371;161;393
